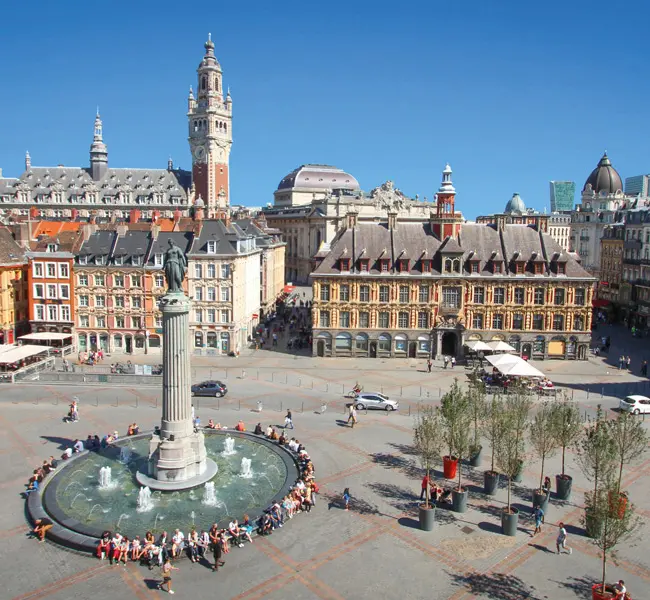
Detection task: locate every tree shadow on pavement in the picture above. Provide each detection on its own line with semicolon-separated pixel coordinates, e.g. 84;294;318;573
449;571;546;599
387;442;420;457
551;574;600;597
370;452;425;479
40;435;75;450
366;481;420;514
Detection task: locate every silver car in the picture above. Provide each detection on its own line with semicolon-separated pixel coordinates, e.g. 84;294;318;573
355;392;399;411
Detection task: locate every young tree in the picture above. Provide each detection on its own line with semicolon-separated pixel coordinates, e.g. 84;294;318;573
439;380;473;491
467;371;487;459
529;400;559;491
608;411;649;493
585;474;642;595
482;394;505;474
576;405;617;509
495;391;532;512
550;395;582;478
413;405;444;508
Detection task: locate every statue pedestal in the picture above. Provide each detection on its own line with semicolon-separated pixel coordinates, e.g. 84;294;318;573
137;291;216;491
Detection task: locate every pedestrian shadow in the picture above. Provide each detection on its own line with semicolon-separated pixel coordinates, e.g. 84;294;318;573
335;420;350;428
529;543;554;553
143;578;160;590
322;491;380;515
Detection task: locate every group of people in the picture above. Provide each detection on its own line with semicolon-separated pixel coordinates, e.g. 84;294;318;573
252;300;312;352
24;456;58;497
618;355;633;370
78;349;104;366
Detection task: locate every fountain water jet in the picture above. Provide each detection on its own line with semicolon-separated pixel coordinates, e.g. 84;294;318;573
222;436;236;456
202;481;218;506
137;487;154;512
119;446;132;464
116;513;130;530
240;457;253;479
87;504;105;521
98;466;114;489
64;481;85;494
70;493;90;509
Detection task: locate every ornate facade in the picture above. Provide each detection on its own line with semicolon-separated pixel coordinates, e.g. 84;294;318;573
0;229;28;344
311;167;596;361
598;223;624;306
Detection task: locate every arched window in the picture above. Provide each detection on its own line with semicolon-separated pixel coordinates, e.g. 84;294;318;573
201;76;207;90
224;123;227;133
445;258;452;272
355;333;368;351
335;332;352;350
378;333;391;352
207;332;217;348
214;76;219;92
194;331;203;348
453;259;461;273
574;315;584;331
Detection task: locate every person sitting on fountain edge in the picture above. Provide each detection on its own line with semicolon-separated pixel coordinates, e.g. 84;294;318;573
228;519;245;547
235;420;245;432
254;423;263;435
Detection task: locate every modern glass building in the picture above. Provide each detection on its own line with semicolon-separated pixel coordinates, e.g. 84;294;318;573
549;181;576;212
624;175;650;196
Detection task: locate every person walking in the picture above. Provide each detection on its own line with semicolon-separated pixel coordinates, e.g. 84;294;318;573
626;356;631;370
618;356;624;370
212;532;225;571
343;488;351;510
320;401;327;414
641;360;648;377
285;409;294;430
532;506;544;535
427;358;432;373
556;522;572;554
443;356;449;369
420;474;431;501
450;356;456;369
159;558;177;594
347;405;357;428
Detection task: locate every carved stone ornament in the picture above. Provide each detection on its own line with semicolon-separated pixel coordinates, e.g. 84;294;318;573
370;181;407;212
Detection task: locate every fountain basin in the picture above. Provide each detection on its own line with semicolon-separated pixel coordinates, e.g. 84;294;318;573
28;430;299;552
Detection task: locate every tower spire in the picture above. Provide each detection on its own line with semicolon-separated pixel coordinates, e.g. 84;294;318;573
89;111;108;180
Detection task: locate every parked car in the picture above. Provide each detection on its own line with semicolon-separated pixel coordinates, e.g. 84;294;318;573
191;380;228;398
354;392;399;411
619;395;650;415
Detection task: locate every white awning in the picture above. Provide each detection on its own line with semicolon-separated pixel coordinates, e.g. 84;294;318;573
465;340;492;351
486;354;521;367
488;340;516;352
486;354;545;378
0;345;50;364
19;332;72;341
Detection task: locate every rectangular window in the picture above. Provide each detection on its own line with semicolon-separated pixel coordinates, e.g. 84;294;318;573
131;316;141;329
154;253;163;267
380;260;389;273
221;288;230;302
359;285;370;302
114;275;124;287
513;313;524;330
422;260;431;273
131;275;141;288
78;256;88;265
195;264;203;279
34;262;43;277
220;310;230;323
319;310;330;328
340;284;350;302
115;296;125;308
340;258;350;271
114;256;123;266
195;309;203;323
78;274;88;286
221;264;231;279
360;259;369;273
473;287;485;304
399;285;409;303
155;315;163;327
207;287;216;301
533;314;544;330
339;311;350;328
95;295;105;307
207;241;216;253
48;305;58;321
60;305;71;321
46;263;56;277
442;286;461;309
132;256;142;266
472;313;484;329
79;315;89;328
115;316;125;328
95;255;105;266
493;262;502;274
417;311;429;329
471;262;479;274
155;275;164;288
553;314;565;330
95;275;105;287
575;288;585;306
33;283;44;298
358;311;370;328
59;284;70;299
492;313;503;329
378;311;390;328
132;296;142;309
320;284;330;301
554;289;565;306
493;287;505;304
96;316;106;328
195;287;203;301
516;262;525;274
379;285;390;303
58;263;69;278
207;264;216;278
79;295;88;307
398;312;409;328
207;309;216;323
534;288;545;305
514;287;525;305
419;285;430;303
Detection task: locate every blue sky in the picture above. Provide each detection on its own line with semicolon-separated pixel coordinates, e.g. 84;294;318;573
1;0;648;219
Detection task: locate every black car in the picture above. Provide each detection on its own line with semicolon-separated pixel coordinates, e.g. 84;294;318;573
191;380;228;397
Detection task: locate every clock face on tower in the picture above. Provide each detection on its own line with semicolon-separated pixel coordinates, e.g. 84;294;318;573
194;146;206;162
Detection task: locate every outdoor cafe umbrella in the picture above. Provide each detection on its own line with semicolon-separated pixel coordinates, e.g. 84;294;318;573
485;353;521;367
495;358;545;378
487;340;516;353
465;340;491;352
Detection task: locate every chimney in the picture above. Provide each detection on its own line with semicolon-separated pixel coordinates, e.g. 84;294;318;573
14;222;31;248
346;211;358;229
82;223;97;241
116;224;128;237
71;208;79;221
25;151;31;171
0;167;3;177
29;206;39;220
152;224;161;239
173;209;182;224
387;211;397;231
129;208;141;223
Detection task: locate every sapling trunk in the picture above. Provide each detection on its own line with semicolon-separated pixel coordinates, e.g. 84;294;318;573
539;454;545;491
561;444;566;477
425;466;430;508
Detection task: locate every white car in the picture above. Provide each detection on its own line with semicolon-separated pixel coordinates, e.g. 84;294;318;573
619;395;650;415
354;393;399;411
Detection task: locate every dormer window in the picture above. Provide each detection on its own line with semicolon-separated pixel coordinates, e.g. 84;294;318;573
470;261;479;274
46;244;58;252
421;259;431;273
534;262;543;275
557;263;566;275
380;259;389;273
515;261;525;275
339;258;350;271
493;261;502;274
114;256;123;265
207;241;216;254
398;259;409;272
132;256;142;266
154;253;163;267
95;255;105;265
79;255;88;265
359;259;369;273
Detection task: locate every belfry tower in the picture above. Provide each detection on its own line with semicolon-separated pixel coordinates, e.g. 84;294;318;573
431;164;463;239
188;34;232;218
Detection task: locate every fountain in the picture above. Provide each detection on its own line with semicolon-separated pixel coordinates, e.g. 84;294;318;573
137;487;154;513
70;493;90;509
64;481;85;494
203;481;218;506
119;446;132;464
98;466;113;489
222;436;236;456
240;457;253;479
87;504;106;521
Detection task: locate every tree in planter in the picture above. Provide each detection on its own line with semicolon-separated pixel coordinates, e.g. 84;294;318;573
529;400;559;494
550;395;582;483
413;405;444;509
495;391;532;514
467;371;487;462
439;380;473;493
608;411;649;494
584;474;642;597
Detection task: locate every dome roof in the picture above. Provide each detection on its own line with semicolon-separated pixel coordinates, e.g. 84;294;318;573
583;153;623;194
277;164;360;191
505;193;526;213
